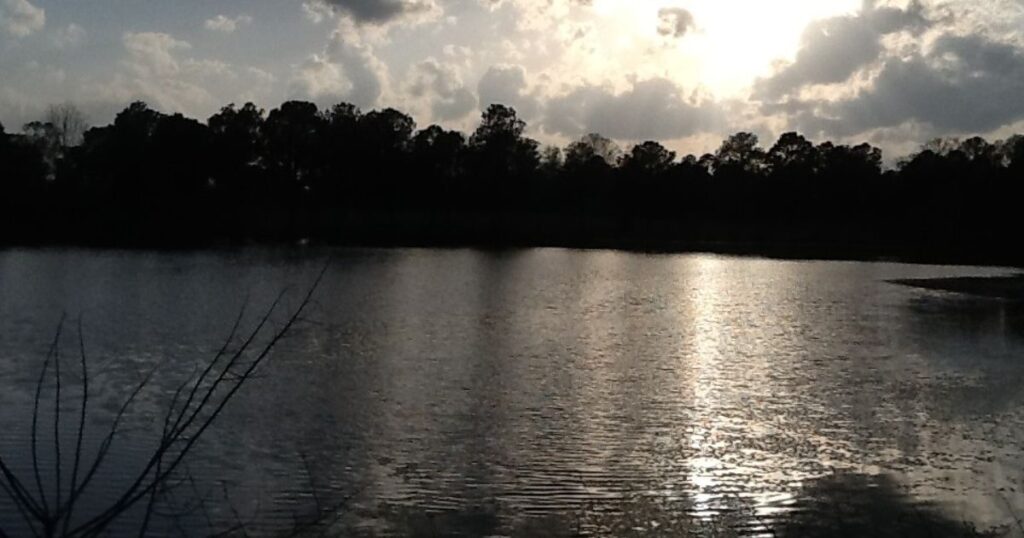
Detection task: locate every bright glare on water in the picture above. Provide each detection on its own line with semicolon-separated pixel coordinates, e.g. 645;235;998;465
1;248;1022;536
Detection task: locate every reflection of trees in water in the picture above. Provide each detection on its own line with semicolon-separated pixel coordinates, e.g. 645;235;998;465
899;292;1024;346
770;473;991;538
894;290;1024;417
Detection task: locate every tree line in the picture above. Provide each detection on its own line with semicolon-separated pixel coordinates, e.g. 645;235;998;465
2;100;1023;262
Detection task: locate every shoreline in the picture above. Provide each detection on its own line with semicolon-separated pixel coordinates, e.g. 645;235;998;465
3;236;1023;270
889;275;1024;300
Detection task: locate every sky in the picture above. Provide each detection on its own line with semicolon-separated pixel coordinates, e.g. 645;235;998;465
1;0;1023;158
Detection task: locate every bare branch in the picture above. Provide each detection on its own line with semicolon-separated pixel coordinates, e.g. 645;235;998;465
61;318;89;536
70;263;329;537
32;314;65;520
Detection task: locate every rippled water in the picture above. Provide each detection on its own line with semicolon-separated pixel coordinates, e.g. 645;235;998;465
1;248;1023;536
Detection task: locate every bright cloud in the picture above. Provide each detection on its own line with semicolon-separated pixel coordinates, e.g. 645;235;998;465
290;20;388;109
52;23;85;48
0;0;1022;159
0;0;44;37
204;14;253;33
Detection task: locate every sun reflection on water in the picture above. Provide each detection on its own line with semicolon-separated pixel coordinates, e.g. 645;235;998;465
682;255;802;529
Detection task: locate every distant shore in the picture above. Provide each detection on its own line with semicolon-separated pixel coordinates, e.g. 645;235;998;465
4;100;1024;276
889;275;1024;300
5;231;1024;271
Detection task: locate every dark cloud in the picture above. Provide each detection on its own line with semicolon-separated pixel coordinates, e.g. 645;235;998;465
754;1;928;100
657;7;694;38
315;0;433;24
543;77;722;140
477;64;540;119
409;58;476;121
778;34;1024;138
434;88;476;120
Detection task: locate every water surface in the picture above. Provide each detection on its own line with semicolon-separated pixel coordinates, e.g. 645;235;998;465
1;248;1022;536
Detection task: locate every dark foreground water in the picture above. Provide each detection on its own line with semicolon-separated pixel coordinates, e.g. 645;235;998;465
1;248;1023;537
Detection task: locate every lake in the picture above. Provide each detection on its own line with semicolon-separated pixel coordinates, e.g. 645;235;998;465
1;248;1023;536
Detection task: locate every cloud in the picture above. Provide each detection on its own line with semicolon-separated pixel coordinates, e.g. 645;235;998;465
303;1;334;23
292;55;348;100
123;32;191;78
782;34;1024;138
246;67;276;85
183;58;237;79
52;22;85;49
0;0;44;37
657;7;694;38
543;77;723;140
408;58;476;121
204;14;253;33
0;62;67;127
477;64;540;119
1;25;270;128
291;22;387;108
478;0;590;33
748;0;1024;140
103;31;256;117
309;0;438;24
754;1;928;101
114;32;212;112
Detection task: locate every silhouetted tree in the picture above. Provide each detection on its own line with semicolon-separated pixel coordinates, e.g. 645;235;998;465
114;101;162;137
468;105;539;180
715;132;765;174
353;108;416;207
315;102;363;206
150;113;213;199
538;145;562;178
1002;135;1024;168
620;141;676;176
617;141;677;222
565;133;621;169
466;104;539;212
22;120;59;176
0;120;49;241
206;102;267;233
262;101;323;190
3;97;1024;263
959;136;996;163
45;103;88;150
768;132;817;174
209;103;265;174
92;100;164;195
412;125;465;206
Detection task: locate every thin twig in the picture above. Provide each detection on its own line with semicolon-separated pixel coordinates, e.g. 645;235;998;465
169;298;249;439
74;291;289;536
0;477;40;538
0;454;44;521
32;315;65;520
0;262;330;538
62;317;90;536
62;360;165;517
299;452;323;515
53;324;63;519
70;263;328;537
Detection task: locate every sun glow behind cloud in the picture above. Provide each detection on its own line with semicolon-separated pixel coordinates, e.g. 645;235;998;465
584;0;861;96
2;0;1023;160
